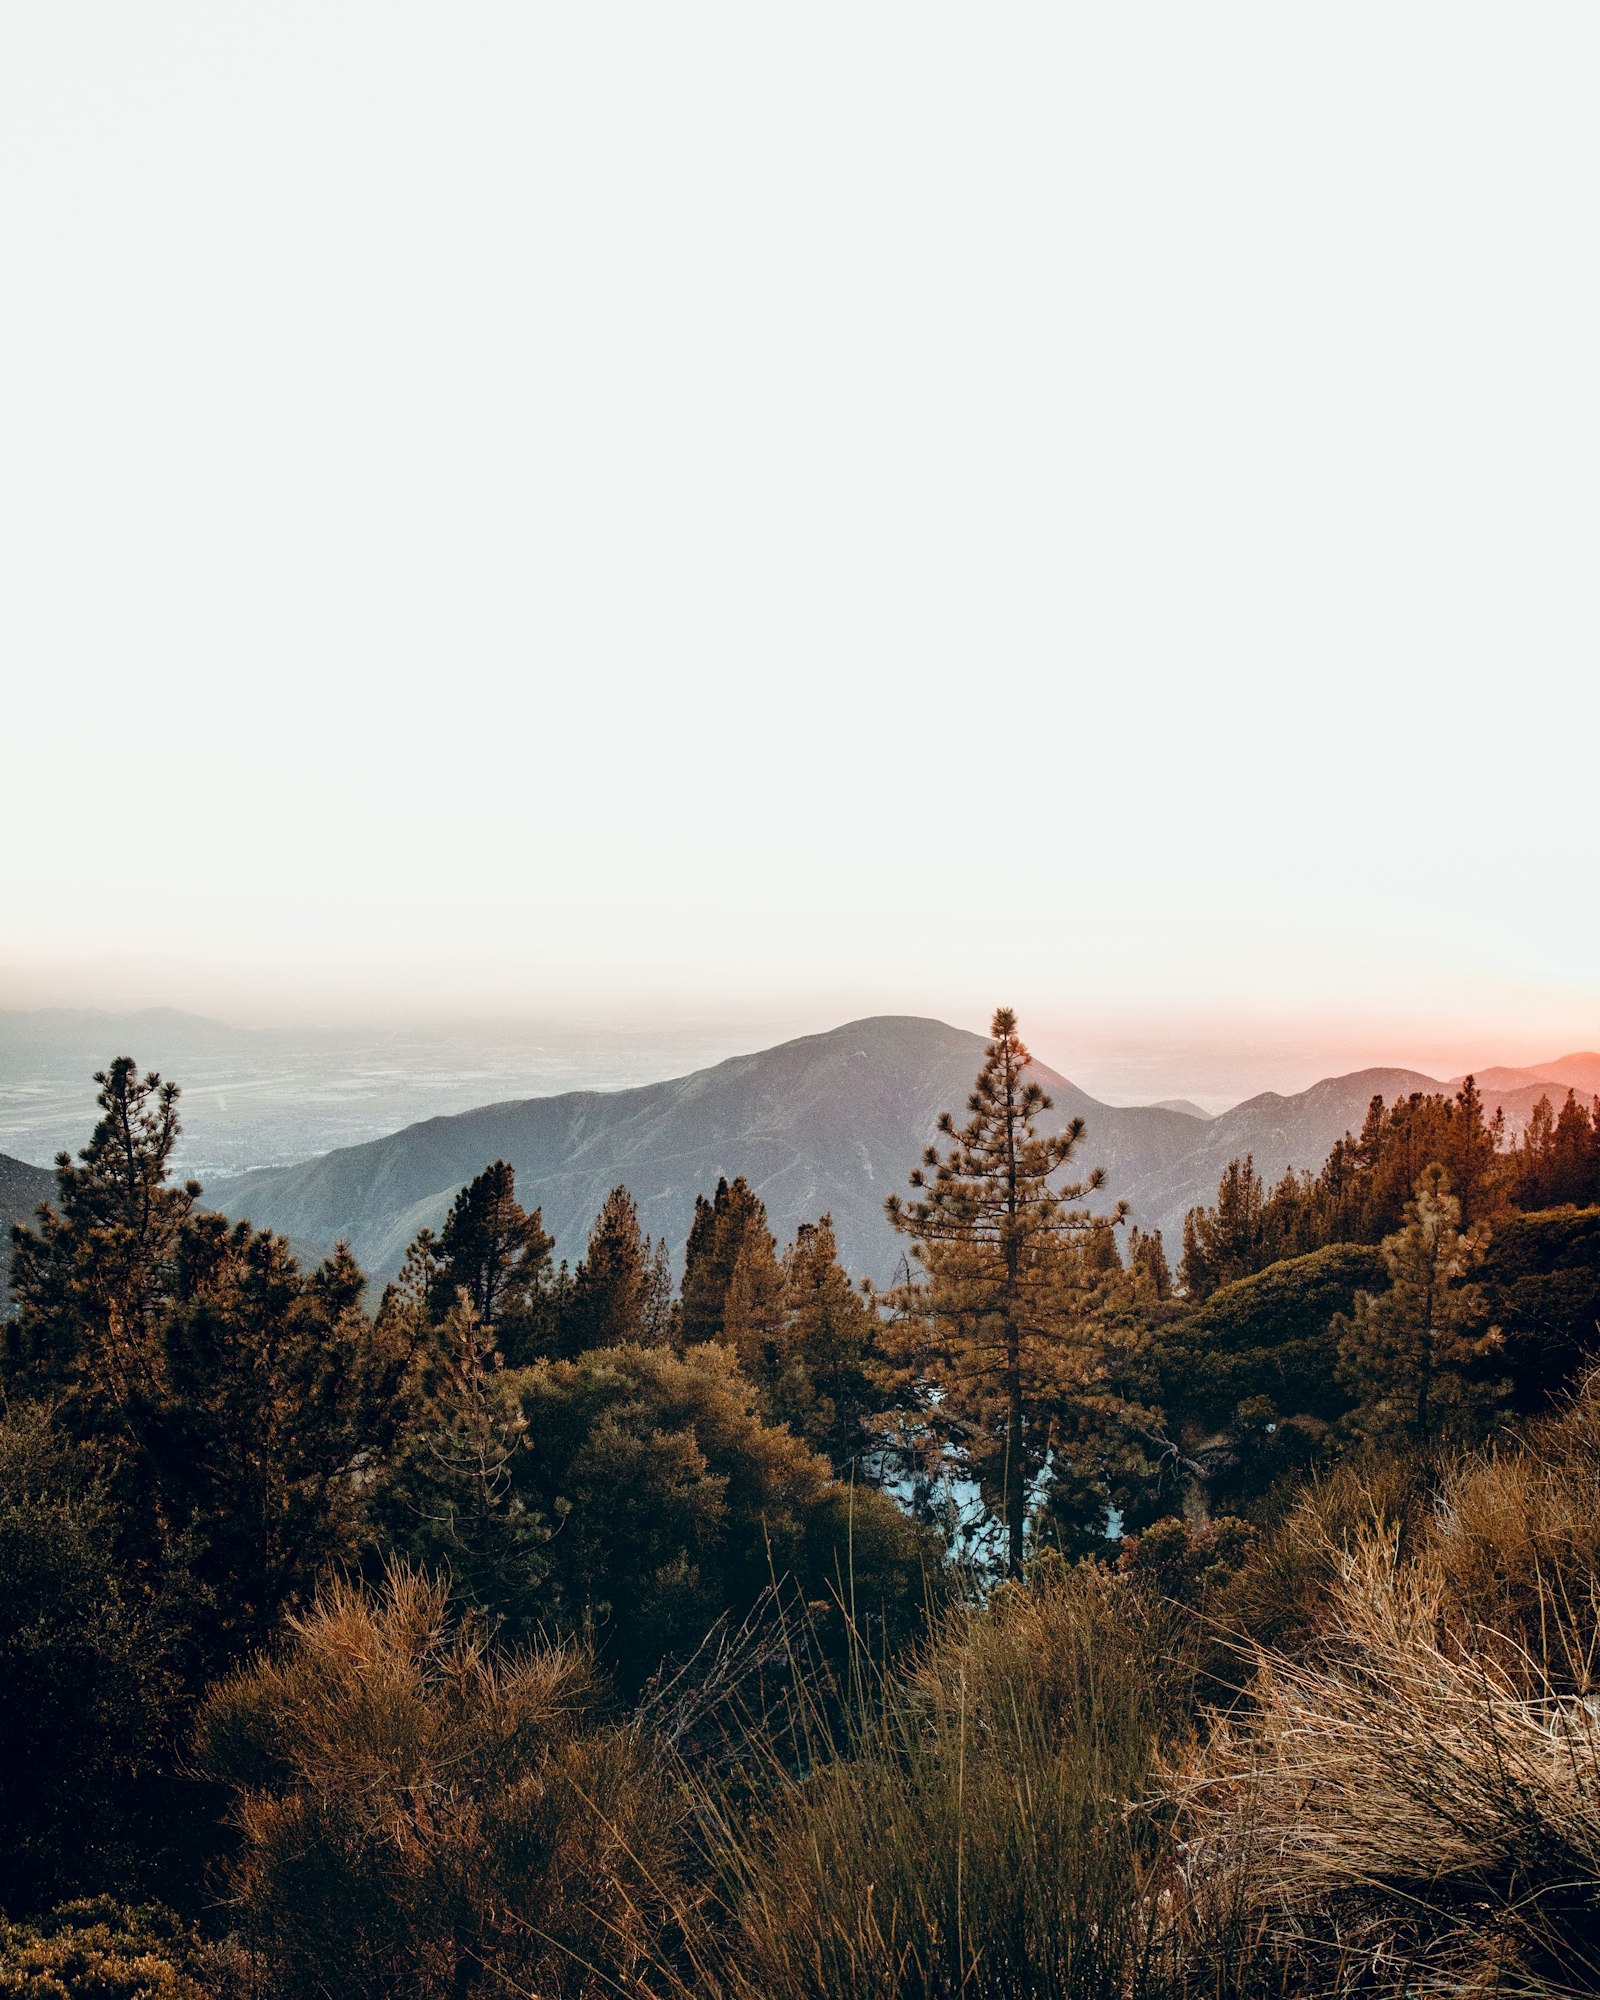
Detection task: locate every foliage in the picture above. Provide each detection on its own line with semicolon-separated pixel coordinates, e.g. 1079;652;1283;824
511;1341;933;1690
0;1408;175;1915
1508;1090;1600;1212
379;1289;548;1635
1172;1424;1600;1996
1479;1203;1600;1408
880;1007;1129;1577
658;1559;1273;2000
562;1182;673;1354
428;1158;554;1363
6;1069;429;1672
196;1564;679;2000
722;1213;887;1475
0;1901;221;2000
1334;1167;1503;1443
680;1176;774;1347
1179;1076;1509;1298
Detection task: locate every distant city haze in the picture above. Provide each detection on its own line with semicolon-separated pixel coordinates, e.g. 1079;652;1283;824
3;8;1596;1087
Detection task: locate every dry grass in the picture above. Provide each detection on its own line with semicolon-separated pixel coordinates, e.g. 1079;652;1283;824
645;1562;1287;2000
1172;1390;1600;1996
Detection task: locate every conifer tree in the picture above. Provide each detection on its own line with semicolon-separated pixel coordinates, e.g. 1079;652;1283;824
1126;1224;1172;1300
8;1059;199;1425
567;1184;651;1350
720;1223;786;1376
1179;1156;1266;1301
883;1007;1123;1577
679;1176;774;1346
401;1292;543;1627
1334;1165;1501;1442
638;1236;675;1346
772;1214;881;1471
431;1160;553;1344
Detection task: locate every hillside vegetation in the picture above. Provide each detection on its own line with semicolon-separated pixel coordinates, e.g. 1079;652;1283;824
5;1014;1600;1996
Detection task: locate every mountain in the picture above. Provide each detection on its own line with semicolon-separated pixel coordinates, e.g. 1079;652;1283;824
1450;1056;1600;1102
209;1017;1205;1284
0;1150;55;1303
0;1005;242;1060
205;1020;1596;1288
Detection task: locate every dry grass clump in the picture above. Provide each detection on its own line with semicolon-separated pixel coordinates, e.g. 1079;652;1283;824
1429;1387;1600;1687
1217;1452;1434;1661
657;1560;1272;2000
195;1562;682;2000
1173;1393;1600;1996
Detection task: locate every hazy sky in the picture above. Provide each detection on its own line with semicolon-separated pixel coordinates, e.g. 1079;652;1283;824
3;7;1597;1086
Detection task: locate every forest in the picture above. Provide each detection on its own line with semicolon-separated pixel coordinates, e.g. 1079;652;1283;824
5;1008;1600;1997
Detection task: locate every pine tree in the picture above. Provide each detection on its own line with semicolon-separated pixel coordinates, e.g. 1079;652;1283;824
8;1058;199;1424
431;1161;553;1351
1334;1165;1501;1442
679;1176;774;1346
401;1291;544;1627
720;1223;787;1376
638;1236;675;1346
1179;1156;1266;1301
883;1007;1124;1577
1126;1224;1172;1300
772;1214;881;1471
567;1185;650;1351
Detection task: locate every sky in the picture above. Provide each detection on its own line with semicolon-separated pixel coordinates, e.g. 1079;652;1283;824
2;6;1597;1101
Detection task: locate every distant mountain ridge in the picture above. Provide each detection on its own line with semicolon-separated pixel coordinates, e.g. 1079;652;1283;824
208;1017;1597;1286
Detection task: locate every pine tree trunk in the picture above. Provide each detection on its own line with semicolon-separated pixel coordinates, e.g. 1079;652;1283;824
1006;1322;1024;1578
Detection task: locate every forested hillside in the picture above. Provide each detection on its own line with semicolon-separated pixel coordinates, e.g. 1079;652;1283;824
6;1016;1600;1996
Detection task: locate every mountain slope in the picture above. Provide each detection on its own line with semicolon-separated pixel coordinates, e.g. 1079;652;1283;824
211;1016;1205;1283
0;1151;55;1303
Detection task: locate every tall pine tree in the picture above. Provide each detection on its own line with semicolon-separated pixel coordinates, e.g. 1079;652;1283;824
883;1008;1123;1577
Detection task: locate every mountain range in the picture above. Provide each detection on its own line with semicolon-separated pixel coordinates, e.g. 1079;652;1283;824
205;1017;1600;1287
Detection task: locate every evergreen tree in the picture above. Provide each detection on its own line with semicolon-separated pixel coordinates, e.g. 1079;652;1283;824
1179;1156;1265;1302
431;1162;553;1361
1126;1224;1172;1300
8;1061;431;1672
8;1059;198;1427
1334;1166;1501;1442
772;1214;882;1471
679;1175;774;1345
883;1007;1124;1577
638;1236;675;1346
720;1222;786;1375
396;1291;544;1628
567;1184;650;1351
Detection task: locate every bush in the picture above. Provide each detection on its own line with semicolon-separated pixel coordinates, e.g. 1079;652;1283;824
0;1901;219;2000
195;1564;682;2000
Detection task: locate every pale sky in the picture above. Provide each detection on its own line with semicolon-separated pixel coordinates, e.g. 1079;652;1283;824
3;7;1597;1082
